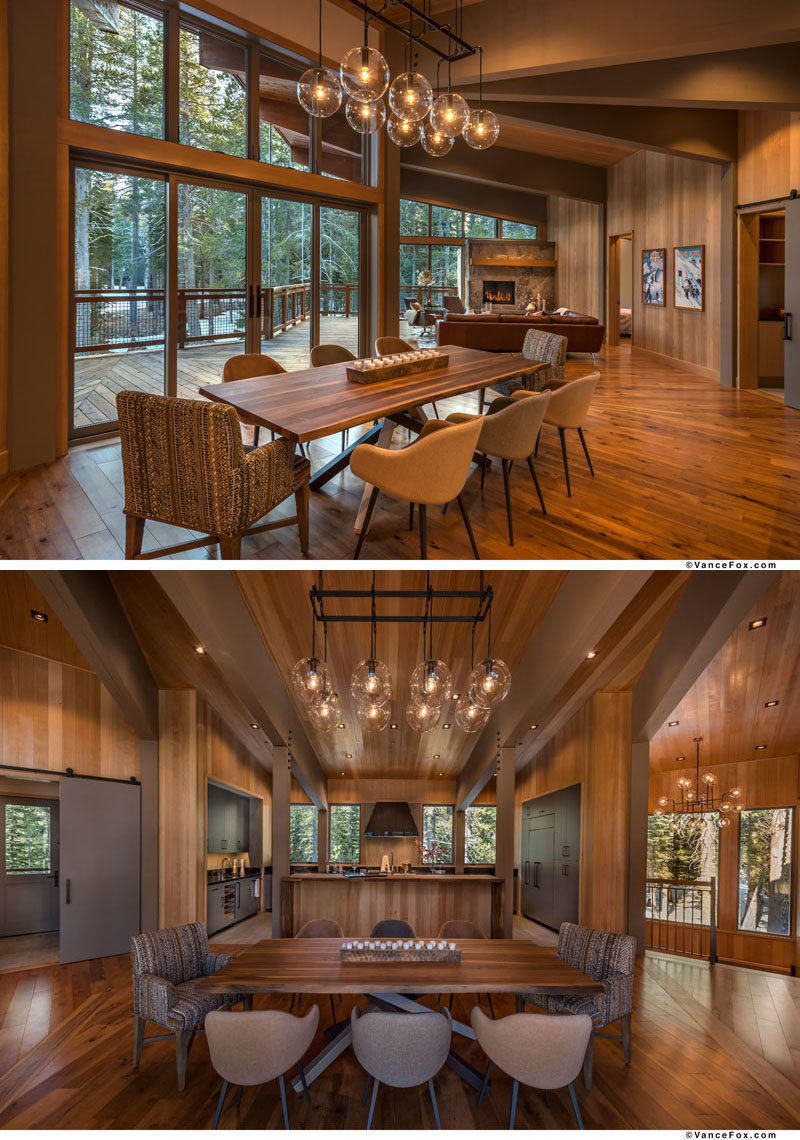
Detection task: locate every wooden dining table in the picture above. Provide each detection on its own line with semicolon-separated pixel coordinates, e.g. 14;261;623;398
199;938;601;1095
199;347;549;531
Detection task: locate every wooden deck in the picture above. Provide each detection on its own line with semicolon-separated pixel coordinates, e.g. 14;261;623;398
73;315;366;429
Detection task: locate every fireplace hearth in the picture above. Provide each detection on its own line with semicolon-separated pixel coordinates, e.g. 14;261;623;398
483;280;515;305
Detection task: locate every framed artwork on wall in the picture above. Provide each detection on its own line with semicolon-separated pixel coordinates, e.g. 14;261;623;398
673;245;705;311
642;248;666;306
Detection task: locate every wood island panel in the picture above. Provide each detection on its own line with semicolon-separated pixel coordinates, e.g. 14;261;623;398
281;874;504;938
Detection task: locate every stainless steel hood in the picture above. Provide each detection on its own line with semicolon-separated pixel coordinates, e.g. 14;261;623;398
364;801;418;837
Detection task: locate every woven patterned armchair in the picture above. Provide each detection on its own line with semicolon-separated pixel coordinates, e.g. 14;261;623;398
480;328;568;410
131;922;247;1091
116;391;310;560
517;922;635;1089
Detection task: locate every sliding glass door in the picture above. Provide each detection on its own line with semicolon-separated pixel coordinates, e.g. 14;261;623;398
260;196;313;369
319;206;362;358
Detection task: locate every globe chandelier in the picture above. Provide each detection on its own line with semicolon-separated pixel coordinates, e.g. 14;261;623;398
468;599;511;711
455;624;490;733
296;0;499;153
652;737;744;829
351;583;393;733
291;608;341;733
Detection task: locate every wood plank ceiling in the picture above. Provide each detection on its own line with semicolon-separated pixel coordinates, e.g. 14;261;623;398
233;570;566;780
492;120;637;166
649;572;800;773
0;572;90;670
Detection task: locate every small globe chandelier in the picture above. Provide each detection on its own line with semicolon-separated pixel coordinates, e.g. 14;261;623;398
409;591;451;708
340;2;390;100
387;113;421;147
406;695;441;732
308;686;342;732
356;700;392;732
297;0;342;118
388;72;432;122
468;598;511;710
345;93;387;134
463;49;499;150
455;691;490;733
421;120;454;156
655;737;744;828
430;56;469;138
291;610;329;706
351;590;393;708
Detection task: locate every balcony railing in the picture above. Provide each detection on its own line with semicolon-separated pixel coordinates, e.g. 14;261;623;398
74;283;359;354
400;285;460;310
645;877;717;963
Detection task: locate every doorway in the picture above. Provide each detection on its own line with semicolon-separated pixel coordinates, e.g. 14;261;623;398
738;204;796;404
608;232;634;348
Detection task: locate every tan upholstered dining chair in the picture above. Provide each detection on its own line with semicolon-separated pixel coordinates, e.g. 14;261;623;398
375;335;419;354
206;1006;319;1129
310;344;356;449
472;1007;592;1129
116;391;310;559
350;416;483;559
535;371;599;497
437;919;495;1017
446;389;551;545
223;353;286;447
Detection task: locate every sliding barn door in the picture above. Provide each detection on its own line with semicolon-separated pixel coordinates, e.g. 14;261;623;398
60;779;141;964
785;196;800;410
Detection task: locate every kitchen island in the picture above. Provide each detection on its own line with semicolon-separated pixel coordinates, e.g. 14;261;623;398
281;873;504;938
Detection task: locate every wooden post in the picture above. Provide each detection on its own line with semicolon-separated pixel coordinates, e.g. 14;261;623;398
317;807;328;873
454;809;465;874
272;744;290;938
496;745;516;938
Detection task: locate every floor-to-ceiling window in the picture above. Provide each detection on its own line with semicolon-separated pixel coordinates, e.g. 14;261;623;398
260;195;313;368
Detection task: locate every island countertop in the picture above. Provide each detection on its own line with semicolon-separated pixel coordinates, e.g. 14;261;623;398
281;872;504;938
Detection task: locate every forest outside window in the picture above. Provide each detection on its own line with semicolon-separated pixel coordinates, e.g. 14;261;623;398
421;805;454;864
465;805;496;864
179;24;247;158
329;804;360;865
289;803;317;864
5;805;51;874
738;807;793;936
646;813;718;925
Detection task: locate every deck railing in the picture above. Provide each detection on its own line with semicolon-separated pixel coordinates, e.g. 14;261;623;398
645;877;717;963
400;286;460;309
74;283;359;354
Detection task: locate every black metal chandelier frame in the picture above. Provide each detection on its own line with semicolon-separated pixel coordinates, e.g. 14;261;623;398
309;571;493;627
337;0;478;64
657;736;742;817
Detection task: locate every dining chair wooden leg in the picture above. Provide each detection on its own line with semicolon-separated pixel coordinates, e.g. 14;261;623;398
366;1076;380;1129
558;427;572;497
577;427;595;476
254;426;261;447
480;453;488;490
295;482;310;555
477;1061;492;1107
278;1073;290;1129
509;1078;520;1130
418;503;427;560
133;1015;145;1067
456;495;481;559
298;1062;310;1102
409;502;415;530
212;1079;229;1129
353;488;380;558
568;1082;585;1129
125;516;145;559
362;1074;372;1106
501;459;514;545
219;535;242;560
526;456;547;515
428;1079;442;1129
479;389;485;414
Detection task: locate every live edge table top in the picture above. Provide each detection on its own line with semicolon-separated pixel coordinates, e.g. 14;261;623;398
197;938;603;997
199;347;548;445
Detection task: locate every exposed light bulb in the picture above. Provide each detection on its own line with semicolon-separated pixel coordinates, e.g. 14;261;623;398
360;66;370;82
445;108;454;121
477;124;485;135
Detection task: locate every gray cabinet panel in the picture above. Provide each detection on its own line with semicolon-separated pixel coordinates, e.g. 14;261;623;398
208;786;250;854
521;784;581;931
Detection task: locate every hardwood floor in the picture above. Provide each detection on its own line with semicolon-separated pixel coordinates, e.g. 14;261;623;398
3;345;800;560
0;940;798;1129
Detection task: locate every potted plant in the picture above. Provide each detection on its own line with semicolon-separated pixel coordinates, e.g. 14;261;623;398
417;268;434;307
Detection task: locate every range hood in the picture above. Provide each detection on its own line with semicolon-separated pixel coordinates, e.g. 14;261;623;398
364;801;418;837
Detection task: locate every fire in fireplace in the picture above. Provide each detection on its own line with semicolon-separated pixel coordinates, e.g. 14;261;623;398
482;280;515;305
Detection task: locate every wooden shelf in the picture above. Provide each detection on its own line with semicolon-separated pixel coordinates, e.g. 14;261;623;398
469;257;557;268
759;261;785;267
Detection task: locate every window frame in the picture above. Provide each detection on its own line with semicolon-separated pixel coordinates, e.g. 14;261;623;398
289;802;318;865
420;803;455;865
4;802;53;876
464;803;497;866
328;802;361;865
736;805;795;938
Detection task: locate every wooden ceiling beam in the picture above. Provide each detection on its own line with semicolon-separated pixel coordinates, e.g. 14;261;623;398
28;570;159;741
403;145;606;204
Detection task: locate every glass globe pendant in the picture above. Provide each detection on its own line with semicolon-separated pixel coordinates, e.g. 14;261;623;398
463;108;499;150
308;687;342;732
387;113;421;147
410;658;451;708
469;657;511;709
345;93;386;135
356;700;391;732
406;695;441;733
340;44;390;99
291;656;328;707
388;71;432;122
455;691;490;733
421;120;454;157
430;91;470;137
297;0;342;118
351;658;392;708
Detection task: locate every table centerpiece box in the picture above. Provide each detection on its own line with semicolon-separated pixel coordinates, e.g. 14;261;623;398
346;350;449;385
340;940;461;963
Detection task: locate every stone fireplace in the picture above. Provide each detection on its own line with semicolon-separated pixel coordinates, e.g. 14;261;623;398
467;238;556;313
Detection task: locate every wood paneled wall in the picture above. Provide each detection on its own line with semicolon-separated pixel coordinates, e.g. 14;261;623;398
649;753;799;972
0;644;140;779
549;196;601;318
158;690;203;929
606;151;722;377
738;111;800;206
201;699;272;866
515;690;633;933
0;0;8;476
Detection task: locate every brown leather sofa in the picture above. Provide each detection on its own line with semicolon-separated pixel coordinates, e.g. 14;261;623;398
436;312;605;355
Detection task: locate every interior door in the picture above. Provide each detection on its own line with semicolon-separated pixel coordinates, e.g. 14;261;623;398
60;779;141;964
0;797;60;936
529;815;555;928
785;195;800;410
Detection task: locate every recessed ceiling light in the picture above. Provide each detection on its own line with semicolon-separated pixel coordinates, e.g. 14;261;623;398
676;755;686;762
194;645;207;655
30;609;48;623
337;722;345;728
443;723;451;729
390;723;398;730
452;693;460;700
250;723;259;730
529;724;538;731
438;772;443;777
586;650;598;659
755;743;767;750
341;770;345;775
433;754;440;759
765;700;780;708
748;617;767;630
345;753;352;759
668;720;679;727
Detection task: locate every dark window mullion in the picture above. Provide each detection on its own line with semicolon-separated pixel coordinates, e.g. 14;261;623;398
164;6;180;143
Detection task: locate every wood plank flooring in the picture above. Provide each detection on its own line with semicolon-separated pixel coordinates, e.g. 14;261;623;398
0;943;798;1129
3;345;800;559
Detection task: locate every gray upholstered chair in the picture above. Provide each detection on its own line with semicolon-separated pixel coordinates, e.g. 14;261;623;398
290;918;344;1022
517;921;635;1089
130;922;246;1091
480;328;567;410
535;372;600;497
370;919;415;937
351;1005;452;1129
205;1006;319;1129
437;919;495;1017
445;389;551;545
310;344;356;449
442;294;466;315
472;1007;592;1129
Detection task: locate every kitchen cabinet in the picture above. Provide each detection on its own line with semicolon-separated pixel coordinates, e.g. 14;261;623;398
521;784;580;931
208;784;250;854
207;875;260;934
239;875;261;919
